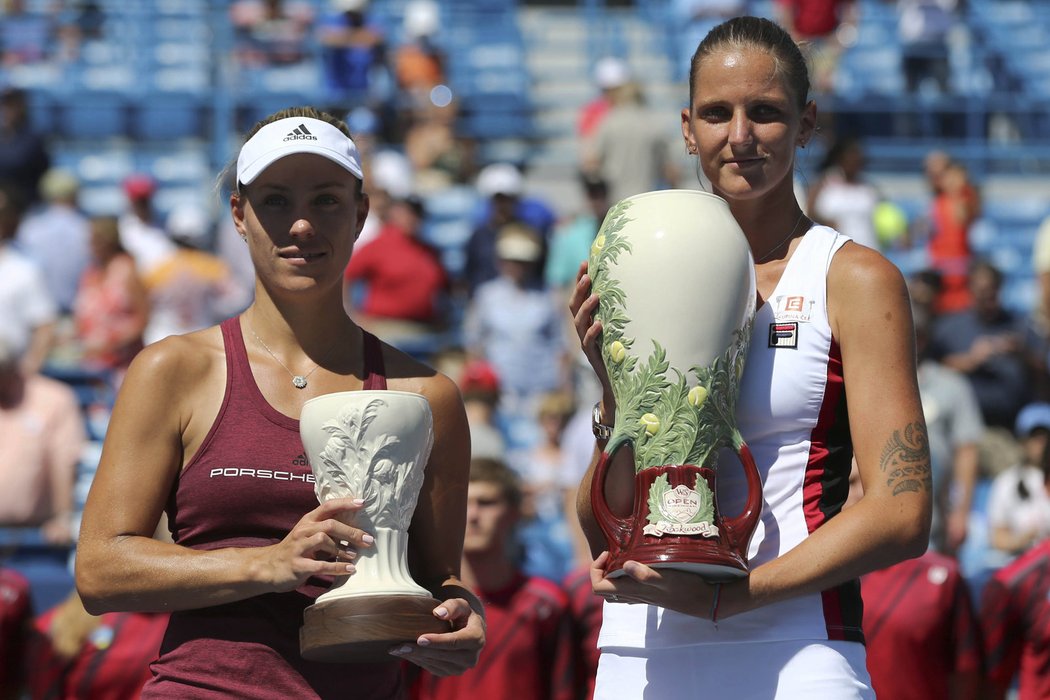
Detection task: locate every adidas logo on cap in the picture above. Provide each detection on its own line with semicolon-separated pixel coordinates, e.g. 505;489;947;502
283;124;318;141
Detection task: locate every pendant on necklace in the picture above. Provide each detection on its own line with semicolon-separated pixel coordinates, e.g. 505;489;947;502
292;376;308;389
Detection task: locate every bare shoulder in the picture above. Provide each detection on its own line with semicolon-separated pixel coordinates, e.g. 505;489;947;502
378;342;464;413
378;342;470;476
115;326;226;427
124;327;224;389
827;242;910;333
828;241;908;299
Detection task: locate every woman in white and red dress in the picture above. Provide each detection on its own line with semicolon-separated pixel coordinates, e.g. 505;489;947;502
570;16;931;699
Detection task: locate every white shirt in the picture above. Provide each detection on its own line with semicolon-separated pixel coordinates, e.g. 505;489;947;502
0;245;57;358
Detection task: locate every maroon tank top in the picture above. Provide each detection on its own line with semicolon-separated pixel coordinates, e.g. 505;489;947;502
145;317;404;699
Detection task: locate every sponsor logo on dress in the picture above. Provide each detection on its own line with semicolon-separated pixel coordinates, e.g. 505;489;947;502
768;321;799;349
208;453;313;481
773;294;815;323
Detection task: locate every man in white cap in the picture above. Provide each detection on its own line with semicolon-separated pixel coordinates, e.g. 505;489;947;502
464;223;568;411
0;181;56;376
577;56;630;139
464;162;556;296
16;167;91;314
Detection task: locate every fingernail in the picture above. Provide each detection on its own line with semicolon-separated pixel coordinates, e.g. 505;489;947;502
362;534;375;545
345;564;356;574
345;550;357;559
416;637;431;647
352;498;365;506
390;645;412;656
339;540;349;547
434;607;449;619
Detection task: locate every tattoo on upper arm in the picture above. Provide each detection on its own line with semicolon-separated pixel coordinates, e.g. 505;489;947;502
880;422;931;496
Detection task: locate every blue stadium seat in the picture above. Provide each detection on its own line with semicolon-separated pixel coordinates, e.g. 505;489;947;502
0;528;74;614
132;92;207;141
57;91;129;140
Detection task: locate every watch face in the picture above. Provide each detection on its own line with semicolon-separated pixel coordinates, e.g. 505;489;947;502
592;403;611;439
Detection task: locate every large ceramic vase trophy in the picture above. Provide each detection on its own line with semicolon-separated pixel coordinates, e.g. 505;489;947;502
299;391;449;662
584;190;763;581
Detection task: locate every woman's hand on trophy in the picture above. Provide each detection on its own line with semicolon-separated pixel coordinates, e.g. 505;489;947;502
570;262;615;412
256;496;371;592
388;596;486;676
589;552;722;618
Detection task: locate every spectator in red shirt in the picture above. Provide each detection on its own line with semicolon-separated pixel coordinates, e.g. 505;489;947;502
980;538;1050;700
862;555;984;699
849;463;984;700
412;458;576;700
775;0;857;93
25;589;169;700
0;567;31;700
927;159;980;314
344;194;448;342
577;56;630;140
562;565;601;700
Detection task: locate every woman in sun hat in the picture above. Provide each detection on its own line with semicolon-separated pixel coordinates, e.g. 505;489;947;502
75;106;484;698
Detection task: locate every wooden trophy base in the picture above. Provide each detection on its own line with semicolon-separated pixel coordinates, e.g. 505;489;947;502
301;594;452;663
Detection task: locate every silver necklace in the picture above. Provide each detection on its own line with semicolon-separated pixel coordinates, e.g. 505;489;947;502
247;321;331;389
755;212;809;264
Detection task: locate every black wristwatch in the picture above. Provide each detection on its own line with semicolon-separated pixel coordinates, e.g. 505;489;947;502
591;401;613;441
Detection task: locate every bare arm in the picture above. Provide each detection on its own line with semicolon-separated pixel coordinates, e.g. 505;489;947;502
75;334;367;614
399;371;485;675
40;388;85;544
21;320;55;376
944;442;979;555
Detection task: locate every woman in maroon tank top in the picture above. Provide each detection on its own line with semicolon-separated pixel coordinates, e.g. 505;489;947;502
74;106;484;698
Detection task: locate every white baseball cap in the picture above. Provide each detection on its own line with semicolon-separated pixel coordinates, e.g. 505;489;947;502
594;56;630;90
496;225;542;262
236;116;364;186
370;150;414;199
166;203;212;246
332;0;368;11
476;163;523;197
404;0;440;38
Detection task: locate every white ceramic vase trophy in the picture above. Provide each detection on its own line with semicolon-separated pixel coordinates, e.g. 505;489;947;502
580;190;764;581
298;391;448;662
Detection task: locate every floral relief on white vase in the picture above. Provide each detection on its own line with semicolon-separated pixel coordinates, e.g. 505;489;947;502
300;391;435;601
589;191;757;473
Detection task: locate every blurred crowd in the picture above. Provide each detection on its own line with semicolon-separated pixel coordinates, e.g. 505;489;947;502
1;0;1049;698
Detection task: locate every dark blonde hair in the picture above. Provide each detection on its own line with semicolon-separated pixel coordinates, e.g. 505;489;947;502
90;215;125;255
688;16;811;110
243;105;352;141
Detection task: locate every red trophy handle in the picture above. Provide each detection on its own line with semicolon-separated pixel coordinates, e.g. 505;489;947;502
720;434;763;557
590;443;634;555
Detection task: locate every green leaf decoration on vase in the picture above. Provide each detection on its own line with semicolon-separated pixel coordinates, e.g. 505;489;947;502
590;199;755;473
